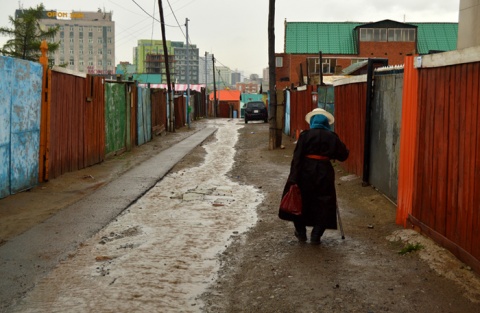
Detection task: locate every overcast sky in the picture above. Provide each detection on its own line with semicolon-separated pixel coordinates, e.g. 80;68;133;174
0;0;460;76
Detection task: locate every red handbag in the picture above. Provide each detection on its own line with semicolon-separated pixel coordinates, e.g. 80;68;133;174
280;184;302;215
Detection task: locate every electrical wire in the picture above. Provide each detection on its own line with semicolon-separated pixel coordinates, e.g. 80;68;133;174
165;0;186;39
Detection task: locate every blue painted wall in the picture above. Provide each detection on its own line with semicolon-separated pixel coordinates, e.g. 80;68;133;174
137;87;152;146
0;56;43;198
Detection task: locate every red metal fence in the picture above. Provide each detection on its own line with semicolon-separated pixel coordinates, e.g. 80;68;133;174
44;70;105;180
409;61;480;270
288;85;317;139
334;81;367;177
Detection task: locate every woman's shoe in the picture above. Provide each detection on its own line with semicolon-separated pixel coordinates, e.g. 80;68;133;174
294;231;307;242
311;226;325;245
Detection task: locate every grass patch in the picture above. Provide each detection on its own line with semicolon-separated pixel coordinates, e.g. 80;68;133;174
398;242;424;255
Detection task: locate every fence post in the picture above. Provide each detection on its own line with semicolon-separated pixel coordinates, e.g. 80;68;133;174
38;40;49;182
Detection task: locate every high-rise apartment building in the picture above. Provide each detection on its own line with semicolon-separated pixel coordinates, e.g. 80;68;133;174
27;9;116;75
134;39;199;84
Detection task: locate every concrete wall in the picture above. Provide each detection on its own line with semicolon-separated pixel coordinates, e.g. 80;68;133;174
370;72;403;202
457;0;480;49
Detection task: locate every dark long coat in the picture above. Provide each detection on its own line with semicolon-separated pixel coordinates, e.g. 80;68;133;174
279;128;349;229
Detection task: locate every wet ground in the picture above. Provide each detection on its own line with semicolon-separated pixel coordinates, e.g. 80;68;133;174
1;118;480;312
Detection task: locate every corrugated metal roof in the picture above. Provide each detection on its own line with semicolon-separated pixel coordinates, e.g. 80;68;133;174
285;21;458;55
285;22;361;54
209;90;241;101
412;23;458;54
342;60;368;75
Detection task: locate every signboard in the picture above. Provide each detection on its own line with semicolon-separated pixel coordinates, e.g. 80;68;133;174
44;11;85;20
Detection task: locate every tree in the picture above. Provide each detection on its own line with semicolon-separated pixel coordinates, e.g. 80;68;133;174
0;3;59;61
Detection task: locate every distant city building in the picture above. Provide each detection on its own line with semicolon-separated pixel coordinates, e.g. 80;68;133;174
199;54;214;89
134;39;199;84
236;82;259;94
262;67;269;83
216;66;232;88
231;72;241;86
28;9;116;75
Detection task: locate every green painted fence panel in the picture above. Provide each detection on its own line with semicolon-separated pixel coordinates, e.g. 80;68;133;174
105;83;127;156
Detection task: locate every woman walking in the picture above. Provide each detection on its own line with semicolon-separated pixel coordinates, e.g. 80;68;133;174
279;108;349;244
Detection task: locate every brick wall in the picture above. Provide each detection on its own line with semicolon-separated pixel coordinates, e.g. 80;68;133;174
358;41;416;65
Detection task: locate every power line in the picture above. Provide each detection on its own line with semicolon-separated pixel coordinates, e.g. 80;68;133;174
165;0;186;39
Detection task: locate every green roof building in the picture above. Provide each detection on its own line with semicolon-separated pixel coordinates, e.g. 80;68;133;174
276;19;458;89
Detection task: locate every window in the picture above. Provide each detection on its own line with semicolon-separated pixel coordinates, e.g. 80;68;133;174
79;39;83;43
98;60;102;65
307;57;336;74
360;27;415;42
388;28;416;42
70;31;74;37
69;38;74;43
79;50;83;55
69;49;74;54
88;61;94;66
107;49;112;55
98;38;103;44
275;57;283;67
88;32;93;38
79;60;84;66
88;39;93;43
79;26;83;31
69;59;74;65
70;26;74;31
89;50;93;55
98;49;103;55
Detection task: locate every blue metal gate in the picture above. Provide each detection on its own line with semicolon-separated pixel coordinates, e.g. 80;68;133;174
0;56;43;198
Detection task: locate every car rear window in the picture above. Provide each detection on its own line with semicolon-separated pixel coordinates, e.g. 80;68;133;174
247;102;265;109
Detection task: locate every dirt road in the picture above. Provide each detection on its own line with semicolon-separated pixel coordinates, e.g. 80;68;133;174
1;118;480;312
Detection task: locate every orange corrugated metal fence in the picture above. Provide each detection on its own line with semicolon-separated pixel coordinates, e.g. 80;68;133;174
175;96;186;129
43;70;105;180
151;88;167;135
396;56;419;226
289;85;317;139
410;61;480;272
334;82;367;177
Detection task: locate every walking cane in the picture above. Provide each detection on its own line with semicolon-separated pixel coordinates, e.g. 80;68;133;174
336;202;345;240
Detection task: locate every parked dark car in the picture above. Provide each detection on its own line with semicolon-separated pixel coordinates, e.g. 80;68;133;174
244;101;268;123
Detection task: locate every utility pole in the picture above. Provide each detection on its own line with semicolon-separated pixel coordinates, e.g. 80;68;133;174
158;0;175;132
212;54;217;118
186;18;190;128
205;51;208;117
268;0;280;149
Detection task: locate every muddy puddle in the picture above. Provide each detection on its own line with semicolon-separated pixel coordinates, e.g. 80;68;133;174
10;120;263;312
